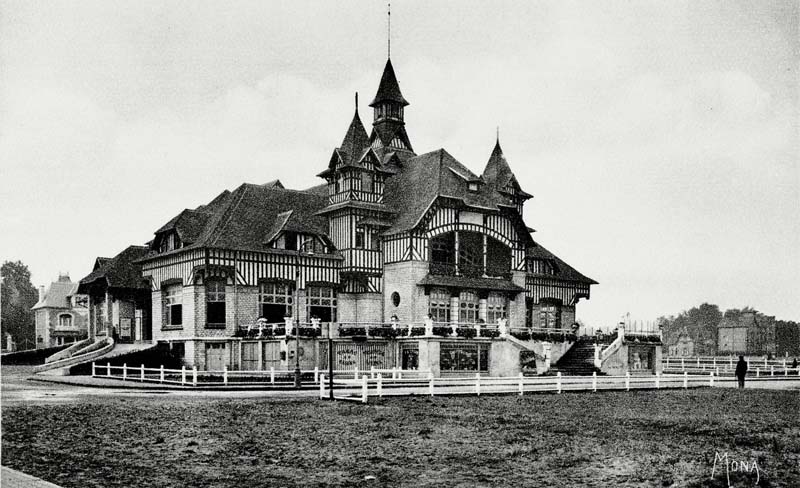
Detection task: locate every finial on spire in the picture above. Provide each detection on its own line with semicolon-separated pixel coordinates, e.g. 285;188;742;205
355;92;359;111
387;2;391;59
496;126;500;143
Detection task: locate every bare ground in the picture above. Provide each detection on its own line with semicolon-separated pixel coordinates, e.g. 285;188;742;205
2;389;799;487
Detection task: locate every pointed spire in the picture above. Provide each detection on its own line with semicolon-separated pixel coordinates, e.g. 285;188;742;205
339;92;369;162
370;58;409;107
387;2;391;59
482;133;513;187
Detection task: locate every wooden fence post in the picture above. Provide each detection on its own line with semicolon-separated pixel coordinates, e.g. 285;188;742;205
181;366;186;385
681;358;685;371
270;367;275;385
683;371;688;389
475;373;481;396
709;371;714;387
556;372;562;394
107;362;111;377
756;368;760;378
655;372;660;389
223;365;228;385
377;373;383;398
354;366;359;380
370;366;375;379
313;367;319;384
140;364;145;382
770;365;774;376
192;366;198;387
91;362;96;377
592;371;597;392
713;357;716;369
122;363;127;381
625;371;630;391
361;375;368;404
518;372;524;396
696;357;700;367
319;374;325;399
160;365;164;383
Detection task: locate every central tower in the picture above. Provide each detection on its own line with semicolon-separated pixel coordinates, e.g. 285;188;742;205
368;59;414;154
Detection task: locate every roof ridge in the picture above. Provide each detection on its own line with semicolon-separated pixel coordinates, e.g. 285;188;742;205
209;185;250;247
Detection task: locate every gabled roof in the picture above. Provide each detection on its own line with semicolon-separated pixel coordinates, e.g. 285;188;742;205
262;180;284;189
78;245;150;292
382;148;521;235
482;140;532;199
526;242;598;285
144;183;331;259
32;281;79;310
154;189;233;246
370;58;409;107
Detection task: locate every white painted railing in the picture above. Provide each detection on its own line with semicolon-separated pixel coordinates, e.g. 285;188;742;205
91;362;429;387
323;371;717;403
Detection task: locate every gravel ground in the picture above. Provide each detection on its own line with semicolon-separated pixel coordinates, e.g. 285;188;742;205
2;389;799;487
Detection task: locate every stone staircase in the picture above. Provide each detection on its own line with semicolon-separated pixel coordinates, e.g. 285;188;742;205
551;339;602;376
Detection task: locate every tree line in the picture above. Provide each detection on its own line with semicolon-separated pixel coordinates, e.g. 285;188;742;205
658;303;800;356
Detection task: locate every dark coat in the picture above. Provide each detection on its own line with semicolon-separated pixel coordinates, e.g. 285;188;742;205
735;359;748;378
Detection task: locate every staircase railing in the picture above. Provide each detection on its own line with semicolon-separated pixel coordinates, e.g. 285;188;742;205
596;326;624;369
33;336;115;373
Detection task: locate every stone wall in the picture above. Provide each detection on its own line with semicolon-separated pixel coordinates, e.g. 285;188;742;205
383;261;430;324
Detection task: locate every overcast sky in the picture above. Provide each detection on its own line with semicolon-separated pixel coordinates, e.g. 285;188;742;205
1;0;797;327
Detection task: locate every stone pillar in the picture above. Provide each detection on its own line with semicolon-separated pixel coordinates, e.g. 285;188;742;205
543;342;552;371
450;296;460;325
478;298;488;323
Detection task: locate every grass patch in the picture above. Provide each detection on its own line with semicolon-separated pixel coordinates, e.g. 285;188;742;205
2;389;799;486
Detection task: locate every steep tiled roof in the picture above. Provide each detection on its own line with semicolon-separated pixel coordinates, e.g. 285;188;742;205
370;59;408;107
79;245;150;291
482;140;531;199
146;183;331;258
526;242;598;285
382;148;519;235
32;281;79;310
339;109;370;165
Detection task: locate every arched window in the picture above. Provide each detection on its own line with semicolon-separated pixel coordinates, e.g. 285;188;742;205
539;299;562;329
428;288;451;323
58;314;73;328
459;290;479;323
486;292;507;324
259;282;293;322
307;286;336;322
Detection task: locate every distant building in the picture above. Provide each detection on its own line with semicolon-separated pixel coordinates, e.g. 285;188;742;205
77;246;152;343
31;274;89;348
717;311;776;356
667;330;694;357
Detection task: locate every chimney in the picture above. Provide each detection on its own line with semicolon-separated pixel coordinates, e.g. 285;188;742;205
38;285;46;302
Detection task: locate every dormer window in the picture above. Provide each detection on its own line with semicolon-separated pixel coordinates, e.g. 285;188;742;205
468;182;479;192
158;232;181;253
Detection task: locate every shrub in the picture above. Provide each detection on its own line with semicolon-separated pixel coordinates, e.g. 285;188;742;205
432;326;452;337
457;328;477;339
480;329;500;338
511;330;531;341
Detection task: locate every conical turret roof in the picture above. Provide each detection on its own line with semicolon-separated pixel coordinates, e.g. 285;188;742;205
370;59;409;107
339;107;369;161
482;139;515;189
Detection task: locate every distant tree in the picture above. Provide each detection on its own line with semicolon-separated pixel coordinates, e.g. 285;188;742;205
775;320;800;357
1;261;38;350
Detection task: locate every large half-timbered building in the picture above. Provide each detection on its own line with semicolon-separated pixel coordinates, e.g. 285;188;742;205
134;58;597;374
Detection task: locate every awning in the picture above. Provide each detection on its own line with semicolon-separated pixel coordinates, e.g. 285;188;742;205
418;274;525;293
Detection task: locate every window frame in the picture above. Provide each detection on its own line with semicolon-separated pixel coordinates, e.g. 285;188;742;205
205;279;227;328
163;284;183;328
428;288;451;323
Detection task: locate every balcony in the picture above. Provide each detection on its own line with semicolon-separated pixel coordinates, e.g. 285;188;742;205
429;262;511;280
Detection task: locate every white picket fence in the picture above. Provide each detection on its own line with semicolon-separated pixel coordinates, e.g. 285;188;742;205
91;362;429;387
662;357;800;377
320;371;717;404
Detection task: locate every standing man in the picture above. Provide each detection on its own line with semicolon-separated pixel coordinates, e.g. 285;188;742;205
735;355;748;389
